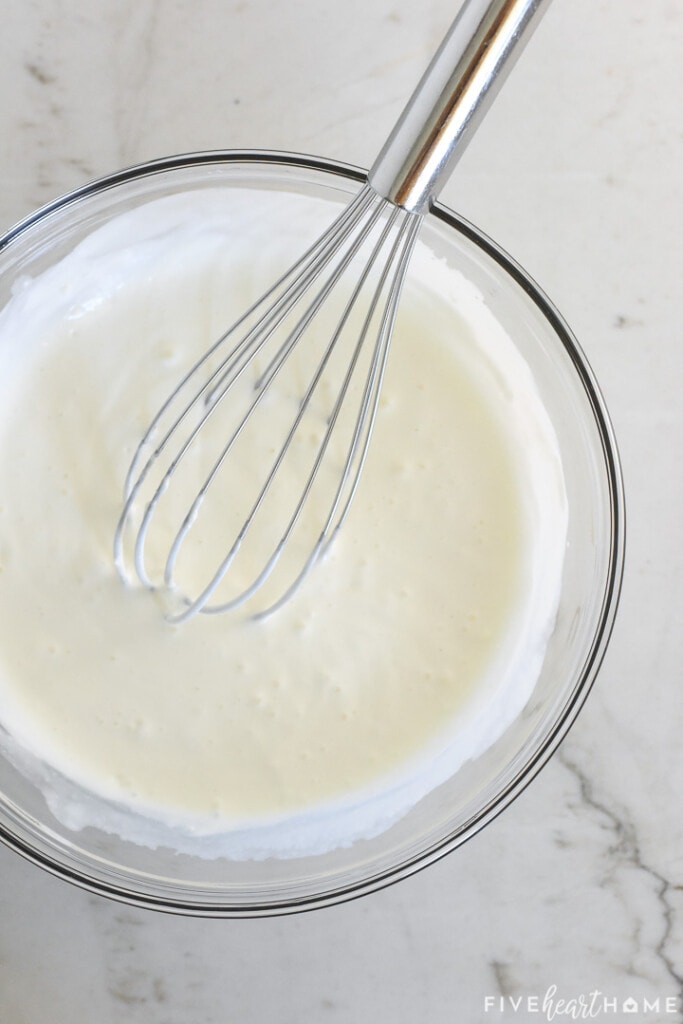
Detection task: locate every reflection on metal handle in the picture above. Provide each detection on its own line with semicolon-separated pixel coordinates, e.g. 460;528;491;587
368;0;551;213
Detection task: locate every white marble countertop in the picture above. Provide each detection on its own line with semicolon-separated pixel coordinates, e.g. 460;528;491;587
1;1;682;1020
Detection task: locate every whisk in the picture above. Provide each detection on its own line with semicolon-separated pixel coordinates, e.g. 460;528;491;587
114;0;551;622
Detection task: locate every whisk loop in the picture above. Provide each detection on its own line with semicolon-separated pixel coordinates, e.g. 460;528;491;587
114;187;422;620
114;0;551;620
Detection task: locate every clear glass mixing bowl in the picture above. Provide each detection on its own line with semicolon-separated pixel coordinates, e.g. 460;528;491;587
0;151;624;916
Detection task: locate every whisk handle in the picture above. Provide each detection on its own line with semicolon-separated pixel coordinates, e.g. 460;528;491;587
368;0;551;214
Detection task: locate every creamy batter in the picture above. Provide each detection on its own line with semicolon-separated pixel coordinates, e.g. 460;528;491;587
0;188;567;858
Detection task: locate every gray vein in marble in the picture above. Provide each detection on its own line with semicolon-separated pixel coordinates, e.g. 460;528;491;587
112;0;162;166
25;61;57;86
492;959;518;998
557;746;683;1017
102;908;170;1011
614;313;646;330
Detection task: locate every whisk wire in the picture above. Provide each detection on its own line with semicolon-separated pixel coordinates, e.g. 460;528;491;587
114;184;378;585
313;211;423;551
154;195;389;594
204;185;379;403
252;208;423;619
163;200;421;621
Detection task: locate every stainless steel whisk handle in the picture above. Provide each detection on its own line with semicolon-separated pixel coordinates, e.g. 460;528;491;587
368;0;551;214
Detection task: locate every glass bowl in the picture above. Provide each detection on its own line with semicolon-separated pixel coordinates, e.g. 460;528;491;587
0;151;624;916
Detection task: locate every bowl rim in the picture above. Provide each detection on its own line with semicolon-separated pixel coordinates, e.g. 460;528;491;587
0;149;626;916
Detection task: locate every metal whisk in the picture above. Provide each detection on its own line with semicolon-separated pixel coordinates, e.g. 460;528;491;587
114;0;551;622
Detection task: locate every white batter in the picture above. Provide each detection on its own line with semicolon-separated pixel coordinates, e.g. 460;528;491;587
0;188;567;858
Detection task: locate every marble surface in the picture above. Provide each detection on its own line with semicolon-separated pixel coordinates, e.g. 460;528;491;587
1;0;682;1020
